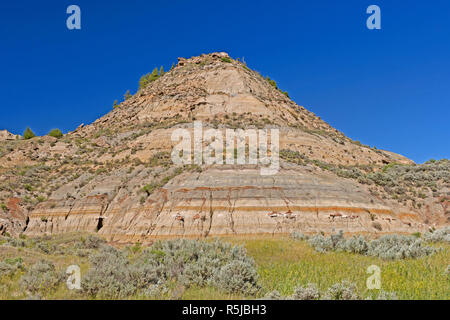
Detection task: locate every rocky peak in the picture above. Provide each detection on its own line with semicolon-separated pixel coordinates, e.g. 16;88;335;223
3;52;445;241
0;130;17;141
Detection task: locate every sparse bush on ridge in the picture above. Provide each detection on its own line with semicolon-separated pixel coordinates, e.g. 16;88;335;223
280;150;449;204
139;66;165;90
266;76;290;97
124;90;132;101
23;127;35;140
48;129;63;139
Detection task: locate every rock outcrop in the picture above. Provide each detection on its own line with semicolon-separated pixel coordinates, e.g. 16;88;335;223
0;130;17;142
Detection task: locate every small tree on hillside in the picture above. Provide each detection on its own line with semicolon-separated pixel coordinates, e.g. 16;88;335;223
23;127;35;140
138;67;161;90
139;74;150;90
124;90;132;100
149;67;159;80
48;129;63;139
159;66;165;76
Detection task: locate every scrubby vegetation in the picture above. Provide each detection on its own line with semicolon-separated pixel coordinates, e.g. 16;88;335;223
304;230;438;260
280;149;449;207
81;239;260;299
0;234;448;299
48;129;63;139
139;66;167;90
0;257;24;278
20;260;64;295
263;281;397;300
424;227;450;243
23;127;35;140
266;76;289;97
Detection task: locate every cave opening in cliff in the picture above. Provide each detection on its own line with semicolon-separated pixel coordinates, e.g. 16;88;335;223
96;217;104;232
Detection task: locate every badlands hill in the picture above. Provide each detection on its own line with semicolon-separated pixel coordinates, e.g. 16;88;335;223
0;52;448;242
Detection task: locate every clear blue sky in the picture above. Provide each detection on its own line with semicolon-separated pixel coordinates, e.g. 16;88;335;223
1;0;449;163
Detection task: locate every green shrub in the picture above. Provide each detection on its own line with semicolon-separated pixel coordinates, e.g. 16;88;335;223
124;90;132;101
82;234;106;249
324;281;360;300
424;227;450;243
291;231;309;241
309;231;437;260
81;239;260;298
369;290;398;300
139;68;160;90
0;257;24;278
221;57;232;63
213;260;260;295
82;246;136;299
263;281;397;300
20;260;63;294
48;129;63;139
266;76;278;90
290;283;320;300
262;290;283;300
368;234;436;260
6;237;26;248
23;127;35;140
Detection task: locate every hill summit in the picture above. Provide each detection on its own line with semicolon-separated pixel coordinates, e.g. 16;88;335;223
0;52;448;241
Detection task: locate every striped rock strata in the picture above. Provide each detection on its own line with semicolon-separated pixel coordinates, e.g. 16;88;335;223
26;164;425;242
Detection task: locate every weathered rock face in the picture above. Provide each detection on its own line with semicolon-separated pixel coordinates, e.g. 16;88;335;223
0;198;27;236
0;130;17;142
99;165;424;243
0;52;447;241
25;163;427;242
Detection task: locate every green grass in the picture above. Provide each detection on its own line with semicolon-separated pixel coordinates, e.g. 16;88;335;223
0;235;448;300
223;236;449;300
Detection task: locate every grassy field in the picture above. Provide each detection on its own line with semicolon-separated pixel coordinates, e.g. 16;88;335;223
0;234;449;300
227;236;449;300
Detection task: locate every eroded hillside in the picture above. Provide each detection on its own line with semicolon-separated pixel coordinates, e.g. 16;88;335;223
0;52;448;241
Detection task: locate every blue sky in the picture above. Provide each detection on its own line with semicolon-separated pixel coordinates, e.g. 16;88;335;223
1;0;449;163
